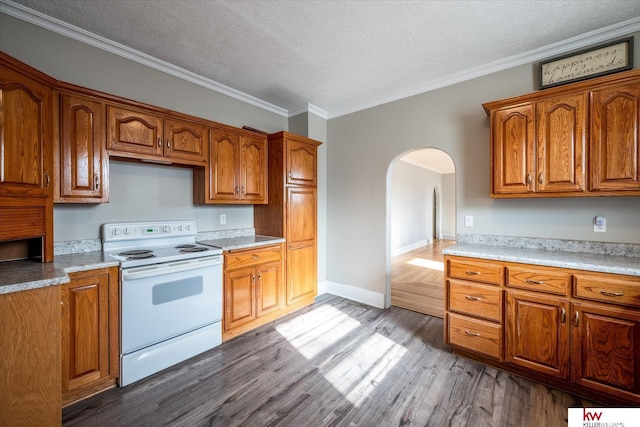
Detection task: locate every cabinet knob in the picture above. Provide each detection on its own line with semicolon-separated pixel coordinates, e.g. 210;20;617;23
538;173;544;185
526;173;532;185
574;311;579;326
561;307;566;323
157;137;162;147
242;186;246;194
288;171;293;180
94;173;100;190
167;139;171;149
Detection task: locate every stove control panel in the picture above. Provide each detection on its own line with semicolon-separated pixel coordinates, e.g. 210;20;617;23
102;220;196;242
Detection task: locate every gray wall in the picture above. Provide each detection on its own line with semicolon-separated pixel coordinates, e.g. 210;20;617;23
441;173;456;239
327;32;640;296
0;13;288;241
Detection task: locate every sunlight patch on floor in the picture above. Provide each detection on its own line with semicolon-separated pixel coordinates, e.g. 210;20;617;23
322;332;407;406
407;257;444;271
276;305;361;360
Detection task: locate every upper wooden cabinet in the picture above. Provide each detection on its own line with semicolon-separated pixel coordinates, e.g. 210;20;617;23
193;126;268;204
590;81;640;192
484;68;640;198
287;136;319;186
107;105;207;166
0;52;54;261
55;92;109;203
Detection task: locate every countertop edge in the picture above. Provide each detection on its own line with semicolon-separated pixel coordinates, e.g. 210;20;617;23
198;235;285;252
443;244;640;277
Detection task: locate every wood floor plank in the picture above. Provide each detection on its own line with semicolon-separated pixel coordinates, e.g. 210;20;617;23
63;294;598;427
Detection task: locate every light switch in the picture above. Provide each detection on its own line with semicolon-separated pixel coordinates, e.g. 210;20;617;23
220;214;227;225
465;215;474;227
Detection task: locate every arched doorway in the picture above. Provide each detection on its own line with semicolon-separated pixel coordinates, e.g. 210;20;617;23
386;148;456;317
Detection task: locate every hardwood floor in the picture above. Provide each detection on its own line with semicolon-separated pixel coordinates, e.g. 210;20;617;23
63;295;596;427
391;239;455;318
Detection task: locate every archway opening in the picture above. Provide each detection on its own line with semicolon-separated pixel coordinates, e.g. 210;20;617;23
386;148;456;316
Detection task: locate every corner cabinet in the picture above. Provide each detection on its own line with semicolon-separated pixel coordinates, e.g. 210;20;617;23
0;52;54;261
445;254;640;405
484;68;640;198
54;91;109;203
222;244;284;341
61;267;119;406
193;126;268;204
255;131;322;311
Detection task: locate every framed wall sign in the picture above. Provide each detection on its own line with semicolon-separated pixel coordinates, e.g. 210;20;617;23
539;37;634;89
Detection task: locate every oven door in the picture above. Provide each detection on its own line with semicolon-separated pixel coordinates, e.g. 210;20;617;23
120;255;222;354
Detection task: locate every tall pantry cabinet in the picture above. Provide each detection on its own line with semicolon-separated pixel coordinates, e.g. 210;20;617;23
254;132;322;309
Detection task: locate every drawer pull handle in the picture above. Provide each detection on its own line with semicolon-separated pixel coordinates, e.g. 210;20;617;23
561;307;566;323
465;295;481;301
525;279;546;285
574;311;579;326
464;330;481;337
252;255;260;260
465;271;481;275
600;290;624;297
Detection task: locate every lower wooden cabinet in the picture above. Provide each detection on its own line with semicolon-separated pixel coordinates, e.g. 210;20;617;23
505;290;570;379
61;267;119;406
223;244;284;341
572;301;640;401
445;254;640;405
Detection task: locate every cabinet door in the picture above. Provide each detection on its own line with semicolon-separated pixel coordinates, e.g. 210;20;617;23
61;272;110;395
536;93;586;193
57;93;108;202
240;134;268;203
224;267;256;331
164;118;207;163
256;261;283;317
286;187;317;305
491;104;535;195
506;291;570;379
107;105;163;157
590;82;640;191
209;127;239;201
0;64;52;197
572;302;640;399
287;138;318;186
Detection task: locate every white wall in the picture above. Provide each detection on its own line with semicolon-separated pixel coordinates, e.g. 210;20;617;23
327;32;640;298
390;160;441;254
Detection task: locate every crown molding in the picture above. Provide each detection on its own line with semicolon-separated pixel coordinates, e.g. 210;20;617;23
0;0;289;117
328;16;640;119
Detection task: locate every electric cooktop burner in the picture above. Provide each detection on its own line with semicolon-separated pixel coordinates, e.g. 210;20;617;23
119;249;153;256
175;244;196;249
180;247;210;253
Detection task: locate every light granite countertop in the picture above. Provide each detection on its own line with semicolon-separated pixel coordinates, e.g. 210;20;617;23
0;251;119;295
198;235;285;251
443;243;640;277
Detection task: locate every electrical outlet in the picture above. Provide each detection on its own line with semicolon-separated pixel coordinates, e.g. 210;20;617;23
220;214;226;225
465;215;474;227
594;216;606;232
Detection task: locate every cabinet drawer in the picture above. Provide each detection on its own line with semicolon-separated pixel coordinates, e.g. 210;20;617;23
448;279;502;322
447;313;502;360
447;258;503;285
574;273;640;308
224;245;282;270
507;265;569;295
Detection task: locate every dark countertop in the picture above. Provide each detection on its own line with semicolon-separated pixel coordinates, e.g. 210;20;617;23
443;243;640;277
0;251;119;295
198;235;285;251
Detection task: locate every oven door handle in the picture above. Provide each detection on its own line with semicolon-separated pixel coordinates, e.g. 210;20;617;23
122;256;222;281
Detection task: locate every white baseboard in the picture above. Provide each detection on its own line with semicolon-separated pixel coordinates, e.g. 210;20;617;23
318;280;385;309
391;239;429;258
440;234;456;240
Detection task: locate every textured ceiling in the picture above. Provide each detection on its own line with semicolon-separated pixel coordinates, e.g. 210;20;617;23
5;0;640;118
